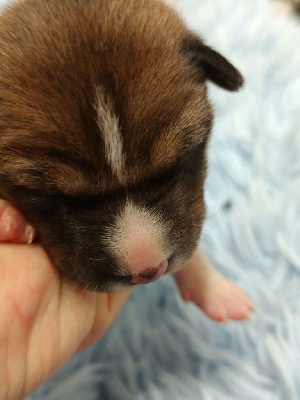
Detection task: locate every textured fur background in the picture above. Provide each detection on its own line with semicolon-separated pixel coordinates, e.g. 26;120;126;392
4;0;297;398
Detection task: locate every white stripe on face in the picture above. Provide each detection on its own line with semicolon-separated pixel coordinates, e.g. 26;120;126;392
107;200;171;275
95;86;125;183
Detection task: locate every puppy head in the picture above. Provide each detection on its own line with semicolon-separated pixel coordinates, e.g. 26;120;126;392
0;0;243;291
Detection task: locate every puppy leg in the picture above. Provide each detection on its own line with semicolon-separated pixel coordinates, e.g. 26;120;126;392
0;199;36;244
174;246;254;322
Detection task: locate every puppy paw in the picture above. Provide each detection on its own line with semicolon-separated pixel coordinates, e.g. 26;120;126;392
0;199;35;244
182;270;254;322
175;247;254;323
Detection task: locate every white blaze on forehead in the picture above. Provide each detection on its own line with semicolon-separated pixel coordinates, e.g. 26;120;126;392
94;86;125;183
108;201;170;275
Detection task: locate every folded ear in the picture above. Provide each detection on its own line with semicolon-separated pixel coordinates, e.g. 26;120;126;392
182;35;244;91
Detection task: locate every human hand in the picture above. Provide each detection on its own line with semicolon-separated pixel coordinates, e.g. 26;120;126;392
0;201;133;400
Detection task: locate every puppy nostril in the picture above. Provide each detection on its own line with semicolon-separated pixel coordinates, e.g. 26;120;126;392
130;260;168;285
139;267;159;281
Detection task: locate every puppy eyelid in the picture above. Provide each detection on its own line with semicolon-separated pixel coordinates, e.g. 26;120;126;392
151;165;177;185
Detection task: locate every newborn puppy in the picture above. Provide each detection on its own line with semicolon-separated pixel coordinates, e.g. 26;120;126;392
0;0;253;321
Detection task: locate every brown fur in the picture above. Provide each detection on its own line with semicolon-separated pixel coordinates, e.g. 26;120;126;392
0;0;243;290
0;0;209;193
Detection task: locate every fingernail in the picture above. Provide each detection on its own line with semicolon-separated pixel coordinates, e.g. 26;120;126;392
0;207;13;233
24;224;35;244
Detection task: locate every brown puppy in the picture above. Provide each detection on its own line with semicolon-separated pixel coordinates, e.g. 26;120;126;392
0;0;252;321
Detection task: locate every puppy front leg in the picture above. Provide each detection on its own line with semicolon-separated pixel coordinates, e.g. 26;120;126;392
174;246;254;322
0;199;36;244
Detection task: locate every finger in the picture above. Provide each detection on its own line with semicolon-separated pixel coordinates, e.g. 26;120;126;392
77;288;134;351
0;199;36;244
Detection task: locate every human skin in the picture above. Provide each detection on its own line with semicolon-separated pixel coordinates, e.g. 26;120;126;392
0;241;133;399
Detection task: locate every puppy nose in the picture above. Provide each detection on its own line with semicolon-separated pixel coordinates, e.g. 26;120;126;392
130;260;168;285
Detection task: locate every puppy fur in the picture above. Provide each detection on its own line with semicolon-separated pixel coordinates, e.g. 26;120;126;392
0;0;243;291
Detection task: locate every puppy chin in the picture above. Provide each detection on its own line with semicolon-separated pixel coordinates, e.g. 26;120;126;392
72;255;190;293
97;283;131;293
69;277;130;293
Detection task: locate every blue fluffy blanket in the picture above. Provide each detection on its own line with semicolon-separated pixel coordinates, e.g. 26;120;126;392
27;0;300;399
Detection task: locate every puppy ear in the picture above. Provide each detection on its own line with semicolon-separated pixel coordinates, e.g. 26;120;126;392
182;35;244;91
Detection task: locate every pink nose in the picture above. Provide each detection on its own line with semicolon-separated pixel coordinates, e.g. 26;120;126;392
130;260;168;285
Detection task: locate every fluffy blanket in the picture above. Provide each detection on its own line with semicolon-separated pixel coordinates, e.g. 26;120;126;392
24;0;300;398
